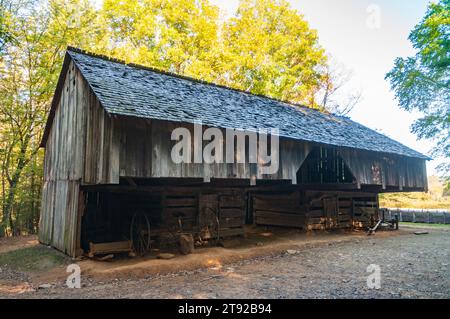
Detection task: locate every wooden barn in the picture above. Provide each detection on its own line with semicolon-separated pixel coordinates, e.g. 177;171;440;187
39;48;429;257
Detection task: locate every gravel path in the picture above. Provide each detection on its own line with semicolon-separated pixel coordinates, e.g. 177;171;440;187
3;228;450;299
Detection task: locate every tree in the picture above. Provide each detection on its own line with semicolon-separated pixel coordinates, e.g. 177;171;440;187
221;0;327;107
0;3;6;51
0;1;9;53
315;57;362;116
386;0;450;188
0;0;103;236
0;0;15;54
102;0;221;80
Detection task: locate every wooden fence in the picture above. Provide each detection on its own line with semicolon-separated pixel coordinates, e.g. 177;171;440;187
381;208;450;224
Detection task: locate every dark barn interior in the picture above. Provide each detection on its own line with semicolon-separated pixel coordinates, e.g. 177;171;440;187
78;178;381;256
39;48;429;257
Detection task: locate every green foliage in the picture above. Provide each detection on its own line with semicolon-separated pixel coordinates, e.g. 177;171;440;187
386;0;450;187
0;1;11;54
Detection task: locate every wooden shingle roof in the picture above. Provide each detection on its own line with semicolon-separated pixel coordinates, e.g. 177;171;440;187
42;47;429;160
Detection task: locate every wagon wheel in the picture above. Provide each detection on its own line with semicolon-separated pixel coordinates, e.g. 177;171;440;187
130;213;151;256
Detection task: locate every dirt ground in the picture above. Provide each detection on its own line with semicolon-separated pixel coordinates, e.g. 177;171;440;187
0;235;39;254
0;226;449;299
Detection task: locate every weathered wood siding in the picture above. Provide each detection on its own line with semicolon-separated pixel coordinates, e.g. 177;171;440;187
340;149;427;190
252;190;379;230
253;192;305;228
79;114;427;190
40;60;122;255
83;90;120;185
40;61;120;255
39;62;87;256
115;118;311;183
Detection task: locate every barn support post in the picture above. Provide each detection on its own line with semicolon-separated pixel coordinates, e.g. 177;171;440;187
74;189;86;257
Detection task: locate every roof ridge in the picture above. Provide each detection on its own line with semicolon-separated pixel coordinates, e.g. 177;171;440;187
66;46;330;115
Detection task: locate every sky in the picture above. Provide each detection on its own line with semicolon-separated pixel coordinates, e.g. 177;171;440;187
92;0;439;175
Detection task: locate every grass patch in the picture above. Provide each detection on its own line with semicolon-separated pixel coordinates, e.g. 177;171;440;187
380;176;450;209
400;222;450;229
0;245;68;272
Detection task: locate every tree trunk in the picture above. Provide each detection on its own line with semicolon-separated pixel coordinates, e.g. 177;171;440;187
2;177;18;236
0;163;6;237
1;141;29;236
